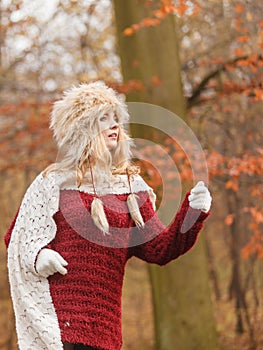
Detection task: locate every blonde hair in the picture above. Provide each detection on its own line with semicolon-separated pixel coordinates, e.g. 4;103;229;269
43;82;139;185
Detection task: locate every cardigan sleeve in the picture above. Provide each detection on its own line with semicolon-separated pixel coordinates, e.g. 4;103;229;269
4;208;52;258
6;172;60;275
130;191;209;265
6;172;64;349
4;209;19;248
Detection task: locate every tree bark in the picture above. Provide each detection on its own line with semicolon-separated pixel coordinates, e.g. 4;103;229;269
113;0;186;117
113;1;218;349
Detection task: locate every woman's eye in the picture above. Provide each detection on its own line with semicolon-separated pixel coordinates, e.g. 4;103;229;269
114;114;119;122
100;115;107;121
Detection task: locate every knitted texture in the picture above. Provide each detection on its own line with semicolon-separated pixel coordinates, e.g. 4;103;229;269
5;172;209;350
6;173;63;350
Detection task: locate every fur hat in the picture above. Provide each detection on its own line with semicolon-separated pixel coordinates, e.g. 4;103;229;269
50;81;129;160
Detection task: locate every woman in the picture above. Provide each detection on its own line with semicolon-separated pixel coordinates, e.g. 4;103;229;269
5;81;212;350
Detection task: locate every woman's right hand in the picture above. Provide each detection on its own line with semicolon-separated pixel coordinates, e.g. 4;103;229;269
35;248;68;278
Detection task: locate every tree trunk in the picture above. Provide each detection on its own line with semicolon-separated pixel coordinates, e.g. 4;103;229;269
149;236;217;350
113;1;218;349
113;0;186;119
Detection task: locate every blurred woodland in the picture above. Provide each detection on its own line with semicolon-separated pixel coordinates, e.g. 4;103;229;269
0;0;263;349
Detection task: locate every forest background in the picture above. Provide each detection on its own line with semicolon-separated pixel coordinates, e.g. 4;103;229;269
0;0;263;349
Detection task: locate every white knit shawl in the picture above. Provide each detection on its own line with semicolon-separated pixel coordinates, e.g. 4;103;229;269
7;171;155;350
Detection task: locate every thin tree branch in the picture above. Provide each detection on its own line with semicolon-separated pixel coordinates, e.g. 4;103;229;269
187;55;249;107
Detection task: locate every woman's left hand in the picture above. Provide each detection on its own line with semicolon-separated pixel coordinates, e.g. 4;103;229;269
188;181;212;213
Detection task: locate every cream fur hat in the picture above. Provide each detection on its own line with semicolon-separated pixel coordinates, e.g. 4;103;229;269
50;81;129;160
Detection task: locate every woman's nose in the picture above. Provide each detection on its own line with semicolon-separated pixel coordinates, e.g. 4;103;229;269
110;123;118;129
109;118;118;129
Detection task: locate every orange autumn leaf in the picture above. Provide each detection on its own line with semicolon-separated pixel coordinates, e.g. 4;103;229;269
234;48;243;56
161;0;176;12
177;4;188;16
225;63;235;71
248;53;259;63
236;59;249;67
253;88;263;100
225;180;239;192
241;245;252;260
258;247;263;259
235;4;244;14
131;24;140;32
242;239;263;260
249;63;257;73
151;75;162;86
140;17;160;27
236;35;249;43
250;208;263;224
154;9;167;19
123;27;134;36
225;214;235;226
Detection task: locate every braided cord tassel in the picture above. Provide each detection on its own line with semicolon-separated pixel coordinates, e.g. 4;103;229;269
126;169;145;228
127;193;145;228
91;197;110;235
89;156;110;235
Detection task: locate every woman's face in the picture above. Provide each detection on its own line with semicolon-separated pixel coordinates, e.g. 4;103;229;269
98;110;119;151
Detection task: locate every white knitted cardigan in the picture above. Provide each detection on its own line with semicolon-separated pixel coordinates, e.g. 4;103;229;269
7;171;155;350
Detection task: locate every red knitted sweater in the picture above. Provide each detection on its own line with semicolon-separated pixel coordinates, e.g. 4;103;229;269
5;190;209;350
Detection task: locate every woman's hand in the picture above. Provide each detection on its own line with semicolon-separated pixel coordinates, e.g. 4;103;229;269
188;181;212;213
35;248;68;278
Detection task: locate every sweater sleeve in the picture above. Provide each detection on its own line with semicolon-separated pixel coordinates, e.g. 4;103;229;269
130;191;209;265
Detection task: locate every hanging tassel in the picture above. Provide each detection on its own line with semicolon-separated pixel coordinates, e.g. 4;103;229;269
148;189;156;211
88;155;110;235
127;193;145;228
126;168;144;228
91;197;110;235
